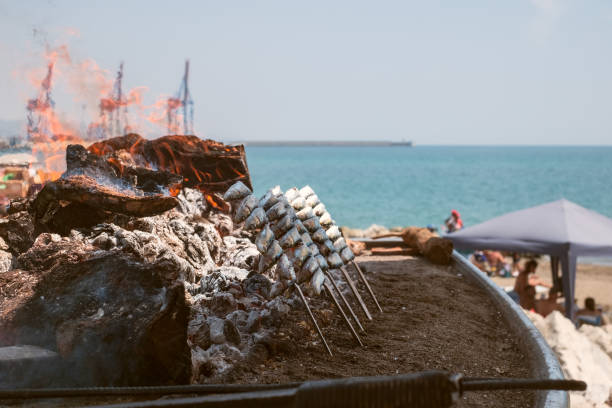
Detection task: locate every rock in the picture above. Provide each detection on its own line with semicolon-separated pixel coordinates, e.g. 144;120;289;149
214;266;250;282
209;317;226;345
16;233;92;274
223;319;241;346
221;236;260;270
208;292;237;317
0;233;191;386
0;249;12;273
200;272;230;294
243;273;272;299
0;211;36;255
191;346;213;381
245;310;262;333
226;310;249;332
188;316;211;351
195;223;224;262
176;188;207;218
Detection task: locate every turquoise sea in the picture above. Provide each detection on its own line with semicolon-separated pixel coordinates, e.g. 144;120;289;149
246;146;612;231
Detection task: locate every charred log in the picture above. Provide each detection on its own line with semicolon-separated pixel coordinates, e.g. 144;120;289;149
31;175;179;235
65;144;183;196
88;134;252;194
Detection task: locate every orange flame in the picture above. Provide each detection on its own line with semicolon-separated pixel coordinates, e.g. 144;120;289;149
22;43;202;180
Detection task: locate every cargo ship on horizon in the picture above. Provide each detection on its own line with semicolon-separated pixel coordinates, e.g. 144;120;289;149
236;140;413;147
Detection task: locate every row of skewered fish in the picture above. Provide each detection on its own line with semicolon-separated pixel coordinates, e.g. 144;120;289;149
223;181;383;354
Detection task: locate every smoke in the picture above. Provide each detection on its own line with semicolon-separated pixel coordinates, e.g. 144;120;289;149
22;30;190;142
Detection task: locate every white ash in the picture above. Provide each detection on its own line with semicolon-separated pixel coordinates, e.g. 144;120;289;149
6;187;295;382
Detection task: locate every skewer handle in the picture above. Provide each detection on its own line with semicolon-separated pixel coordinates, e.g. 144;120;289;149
295;284;333;357
340;266;372;321
351;261;383;313
324;282;364;347
324;270;365;332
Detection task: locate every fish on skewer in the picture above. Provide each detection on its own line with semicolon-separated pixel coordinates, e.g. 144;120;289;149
297;184;382;316
234;194;259;223
223;181;252;202
224;181;354;355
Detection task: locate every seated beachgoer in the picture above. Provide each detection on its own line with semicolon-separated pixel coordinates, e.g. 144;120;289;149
444;210;463;233
523;285;537;311
576;297;607;326
535;288;563;317
514;260;551;311
470;251;488;273
484;250;511;277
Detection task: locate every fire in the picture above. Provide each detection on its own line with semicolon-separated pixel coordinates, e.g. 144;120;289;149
88;134;251;210
21;42;200;182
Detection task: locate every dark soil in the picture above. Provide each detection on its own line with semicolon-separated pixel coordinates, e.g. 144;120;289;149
223;255;535;408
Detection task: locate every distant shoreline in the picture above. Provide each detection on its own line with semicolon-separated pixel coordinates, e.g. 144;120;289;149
233;140;413;147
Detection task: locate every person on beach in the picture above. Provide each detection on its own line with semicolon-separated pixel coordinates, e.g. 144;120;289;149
445;209;463;233
535;288;563;317
513;260;551;310
576;297;607;326
484;250;512;277
470;251;488;273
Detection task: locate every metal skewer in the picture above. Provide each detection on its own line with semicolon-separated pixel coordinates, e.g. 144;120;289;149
340;266;372;321
323;270;365;333
351;261;383;313
294;284;333;357
323;282;363;347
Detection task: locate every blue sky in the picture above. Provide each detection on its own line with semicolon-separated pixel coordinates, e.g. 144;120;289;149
1;0;612;144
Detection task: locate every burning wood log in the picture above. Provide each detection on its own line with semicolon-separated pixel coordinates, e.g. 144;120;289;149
88;134;252;201
373;227;454;265
31;144;183;234
32;175;180;234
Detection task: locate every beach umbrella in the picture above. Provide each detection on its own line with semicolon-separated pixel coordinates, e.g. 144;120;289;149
444;199;612;319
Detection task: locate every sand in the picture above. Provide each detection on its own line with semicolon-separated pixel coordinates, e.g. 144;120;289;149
225;255;535;408
526;311;612;407
489;260;612;407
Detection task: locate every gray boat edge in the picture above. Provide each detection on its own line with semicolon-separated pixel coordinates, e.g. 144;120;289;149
452;250;569;408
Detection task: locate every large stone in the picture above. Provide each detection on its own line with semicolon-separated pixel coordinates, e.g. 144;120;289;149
209;292;237;317
0;211;36;255
223;319;241;346
0;249;12;273
243;273;272;299
0;236;191;387
209;317;226;345
188;315;211;351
